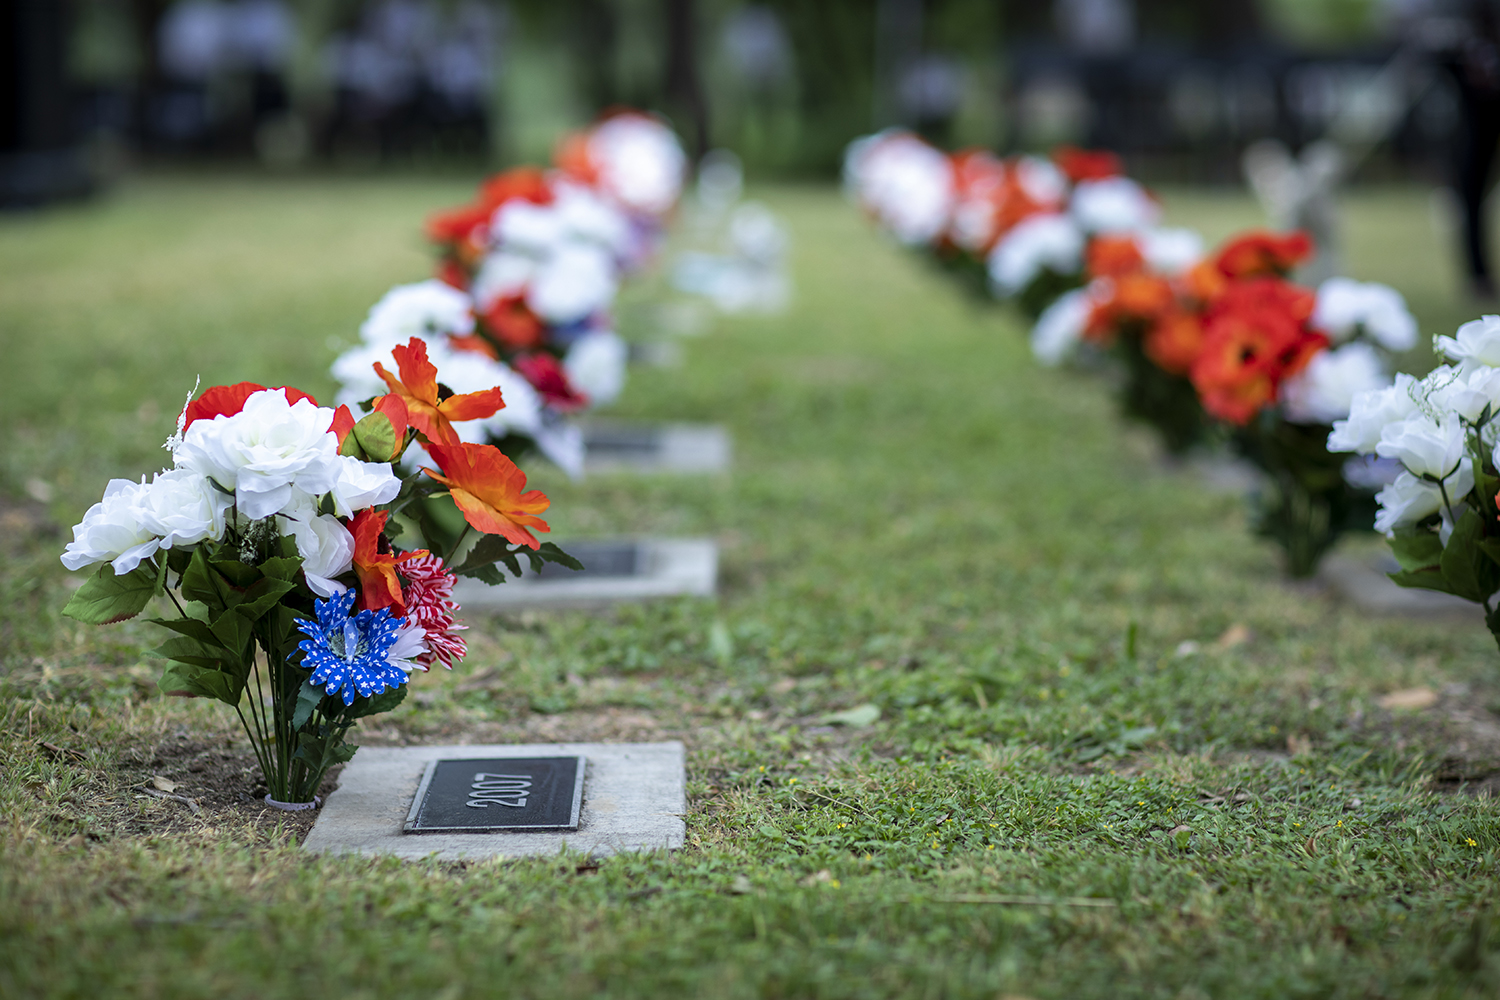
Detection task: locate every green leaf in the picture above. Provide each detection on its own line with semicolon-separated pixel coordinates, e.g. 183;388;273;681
209;557;260;588
1439;509;1498;603
62;562;160;625
291;677;323;730
456;533;514;574
157;661;246;706
536;542;583;572
180;548;228;608
232;576;298;622
347;683;408;720
147;616;223;646
819;704;881;727
1388;528;1443;572
351;411;399;463
207;610;254;658
457;562;505;585
258;555;303;584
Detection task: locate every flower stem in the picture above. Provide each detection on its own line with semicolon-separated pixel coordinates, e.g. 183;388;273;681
445;523;473;564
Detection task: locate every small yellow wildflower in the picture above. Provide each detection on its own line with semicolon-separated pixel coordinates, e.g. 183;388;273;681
1468;838;1479;847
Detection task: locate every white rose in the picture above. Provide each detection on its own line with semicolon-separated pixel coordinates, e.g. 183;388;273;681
1428;364;1500;424
61;478;161;574
1138;228;1204;276
987;214;1084;296
1376;414;1468;480
470;251;535;311
526;244;619;325
1374;465;1474;534
857;133;954;246
134;468;232;549
552;180;632;254
492;199;565;253
1069;177;1160;234
327;456;401;518
564;330;628;406
277;493;354;597
173;388;343;520
1031;286;1094;367
1436;315;1500;368
1281;342;1390;425
1312;278;1418;351
588;114;687;216
330;342;395;406
1014;155;1067;206
1327;373;1421;454
360;280;473;347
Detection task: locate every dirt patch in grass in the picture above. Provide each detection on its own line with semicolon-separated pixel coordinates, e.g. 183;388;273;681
112;730;343;843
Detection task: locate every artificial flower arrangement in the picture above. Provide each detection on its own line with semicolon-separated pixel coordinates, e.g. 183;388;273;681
1035;227;1416;575
60;342;577;806
1333;316;1500;637
333;111;687;480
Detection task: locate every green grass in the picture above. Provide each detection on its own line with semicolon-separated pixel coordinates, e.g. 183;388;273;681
3;176;1500;998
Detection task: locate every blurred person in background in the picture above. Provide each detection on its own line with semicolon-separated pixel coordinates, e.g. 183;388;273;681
1393;0;1500;298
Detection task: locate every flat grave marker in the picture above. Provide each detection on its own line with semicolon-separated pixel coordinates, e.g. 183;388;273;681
582;422;731;475
305;742;685;861
453;537;717;611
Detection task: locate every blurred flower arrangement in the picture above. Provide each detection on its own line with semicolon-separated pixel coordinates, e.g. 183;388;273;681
61;355;576;806
332;110;687;480
844;131;1419;578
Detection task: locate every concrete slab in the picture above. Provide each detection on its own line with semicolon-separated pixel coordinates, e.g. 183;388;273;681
452;537;717;611
583;422;732;475
1320;550;1480;620
303;742;685;861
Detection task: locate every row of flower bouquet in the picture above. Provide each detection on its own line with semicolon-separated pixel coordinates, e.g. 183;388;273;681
332;110;688;480
843;130;1419;579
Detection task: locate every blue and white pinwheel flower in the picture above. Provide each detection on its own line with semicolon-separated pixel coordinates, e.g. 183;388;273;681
293;590;411;706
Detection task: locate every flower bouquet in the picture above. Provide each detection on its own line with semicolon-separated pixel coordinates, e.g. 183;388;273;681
1334;316;1500;638
60;345;576;806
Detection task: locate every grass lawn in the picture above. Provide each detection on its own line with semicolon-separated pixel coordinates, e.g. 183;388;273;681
2;176;1500;999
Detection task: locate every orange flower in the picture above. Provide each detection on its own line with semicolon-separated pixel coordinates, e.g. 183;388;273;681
426;167;555;267
351;509;425;613
1085;274;1176;342
1053;146;1122;183
1144;311;1205;375
1182;258;1229;306
373;338;506;446
423;443;551;550
1214;230;1312;279
1086;235;1146;278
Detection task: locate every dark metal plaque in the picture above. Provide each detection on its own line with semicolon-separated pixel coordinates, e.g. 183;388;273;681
403;757;585;833
583;425;663;457
536;539;640;580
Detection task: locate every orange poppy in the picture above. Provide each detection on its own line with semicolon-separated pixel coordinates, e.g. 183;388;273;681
373;338;506;446
423;442;551;550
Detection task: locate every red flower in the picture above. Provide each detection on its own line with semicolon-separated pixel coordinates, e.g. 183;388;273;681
351;509;425;613
423;442;551;550
1214;230;1313;280
374;337;506;446
183;383;316;429
426;167;556;272
1085;274;1176;342
481;295;546;351
396;553;467;670
1190;278;1326;424
1054;146;1122;183
513;351;589;410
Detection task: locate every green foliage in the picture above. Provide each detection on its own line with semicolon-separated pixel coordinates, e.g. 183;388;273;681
61;561;162;625
6;180;1500;998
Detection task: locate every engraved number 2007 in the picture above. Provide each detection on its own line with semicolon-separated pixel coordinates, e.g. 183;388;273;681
465;773;532;809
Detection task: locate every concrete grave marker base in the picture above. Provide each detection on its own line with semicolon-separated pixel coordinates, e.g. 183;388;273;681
583;422;731;475
453;537;717;611
303;742;685;861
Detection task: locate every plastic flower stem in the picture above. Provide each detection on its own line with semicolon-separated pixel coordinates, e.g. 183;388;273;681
161;582;186;619
445;523;472;564
233;703;272;796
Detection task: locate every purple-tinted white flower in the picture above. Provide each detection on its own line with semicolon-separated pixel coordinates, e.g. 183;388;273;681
526;243;618;324
847;131;955;246
587;114;687;217
1374;465;1474;534
1137;228;1204;276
